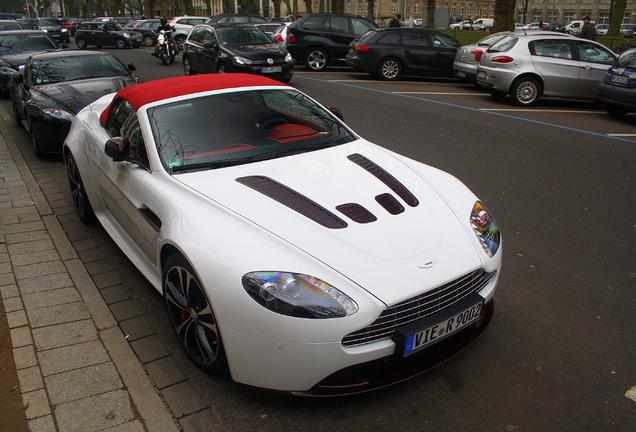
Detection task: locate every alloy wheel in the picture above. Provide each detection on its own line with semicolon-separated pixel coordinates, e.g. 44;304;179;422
116;39;126;49
66;154;94;222
165;265;219;366
144;35;153;46
515;81;538;105
380;59;400;80
307;50;326;71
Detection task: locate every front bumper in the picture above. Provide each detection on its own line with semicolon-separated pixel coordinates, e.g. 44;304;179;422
226;61;294;82
598;82;636;110
31;114;72;154
476;65;519;93
221;270;499;394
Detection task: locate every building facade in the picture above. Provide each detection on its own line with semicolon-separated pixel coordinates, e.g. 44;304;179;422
515;0;636;25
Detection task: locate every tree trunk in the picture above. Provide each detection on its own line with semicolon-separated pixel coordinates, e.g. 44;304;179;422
304;0;312;13
282;0;291;15
332;0;343;13
108;0;119;16
492;0;515;32
609;0;626;37
184;0;194;14
366;0;374;20
292;0;298;15
426;0;435;28
522;0;528;25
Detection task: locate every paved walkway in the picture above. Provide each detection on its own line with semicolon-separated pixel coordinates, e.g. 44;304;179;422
0;105;179;431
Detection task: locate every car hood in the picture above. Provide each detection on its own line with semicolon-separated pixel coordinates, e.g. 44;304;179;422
2;52;40;69
35;76;133;114
174;140;482;306
223;43;287;60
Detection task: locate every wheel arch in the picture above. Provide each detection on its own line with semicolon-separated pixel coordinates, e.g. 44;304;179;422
510;72;544;96
303;45;330;62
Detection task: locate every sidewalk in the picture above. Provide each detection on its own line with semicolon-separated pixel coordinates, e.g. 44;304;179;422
0;105;179;431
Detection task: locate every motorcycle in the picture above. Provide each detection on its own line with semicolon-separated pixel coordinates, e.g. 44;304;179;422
154;29;177;65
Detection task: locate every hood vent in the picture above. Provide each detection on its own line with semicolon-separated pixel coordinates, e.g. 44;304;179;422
336;203;377;224
375;193;404;215
348;154;419;208
236;176;348;229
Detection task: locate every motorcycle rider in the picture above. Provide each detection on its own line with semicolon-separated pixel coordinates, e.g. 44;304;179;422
156;17;174;39
153;16;177;63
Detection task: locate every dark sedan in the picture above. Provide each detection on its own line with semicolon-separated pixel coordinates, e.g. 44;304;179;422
183;24;293;83
599;49;636;117
75;21;142;49
346;28;460;80
10;50;137;156
35;17;70;44
0;30;59;94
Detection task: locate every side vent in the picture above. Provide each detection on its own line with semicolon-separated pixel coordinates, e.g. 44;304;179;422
375;193;404;215
336;203;377;224
236;176;347;229
348;154;419;207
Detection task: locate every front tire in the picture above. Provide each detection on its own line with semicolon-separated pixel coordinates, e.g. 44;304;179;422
143;35;154;46
66;152;95;223
26;116;44;158
163;254;227;374
115;38;126;49
175;35;186;50
510;77;541;106
304;48;328;72
378;57;402;81
183;56;195;75
75;38;86;49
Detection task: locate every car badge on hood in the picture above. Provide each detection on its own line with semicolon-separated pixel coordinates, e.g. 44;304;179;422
267;58;273;65
418;259;436;269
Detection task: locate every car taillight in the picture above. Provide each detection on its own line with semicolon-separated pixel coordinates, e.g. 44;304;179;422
274;33;283;42
470;48;483;62
354;44;369;53
491;55;514;63
287;33;296;43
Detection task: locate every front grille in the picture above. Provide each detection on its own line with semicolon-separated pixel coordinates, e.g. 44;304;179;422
342;269;495;347
252;58;286;65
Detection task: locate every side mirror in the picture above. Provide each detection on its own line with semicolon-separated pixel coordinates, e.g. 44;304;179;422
328;106;344;121
105;137;129;162
127;62;136;71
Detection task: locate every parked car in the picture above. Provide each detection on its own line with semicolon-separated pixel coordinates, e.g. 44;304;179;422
286;13;377;71
0;19;22;30
75;21;142;49
596;23;609;36
168;16;209;47
10;50;137;156
253;22;285;36
598;48;636;117
16;18;38;29
62;17;84;35
472;18;494;30
206;14;268;24
477;33;617;105
0;13;25;20
272;23;290;46
131;19;160;46
115;16;134;26
620;23;636;38
0;30;59;94
564;20;593;35
63;72;502;395
514;23;524;30
346;28;460;80
123;19;141;31
183;24;293;83
35;17;70;44
94;16;115;22
450;20;472;30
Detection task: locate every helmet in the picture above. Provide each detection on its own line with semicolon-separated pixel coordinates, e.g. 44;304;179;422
160;17;167;26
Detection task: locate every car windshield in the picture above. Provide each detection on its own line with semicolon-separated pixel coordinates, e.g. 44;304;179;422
488;35;518;52
0;33;56;55
0;21;22;30
38;18;60;26
31;54;129;85
147;89;356;173
619;50;636;68
478;33;506;47
217;27;271;45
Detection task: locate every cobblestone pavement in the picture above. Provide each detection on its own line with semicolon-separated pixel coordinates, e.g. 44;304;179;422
0;102;178;432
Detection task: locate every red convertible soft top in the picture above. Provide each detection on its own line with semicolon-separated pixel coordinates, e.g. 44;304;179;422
100;73;288;126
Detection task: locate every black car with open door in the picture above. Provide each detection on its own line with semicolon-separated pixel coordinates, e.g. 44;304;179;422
345;28;460;80
10;50;137;156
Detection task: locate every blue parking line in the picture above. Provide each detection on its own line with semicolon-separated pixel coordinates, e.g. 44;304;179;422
296;75;636;144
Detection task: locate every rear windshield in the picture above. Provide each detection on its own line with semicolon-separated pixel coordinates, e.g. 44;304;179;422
619;50;636;68
488;36;518;53
359;29;377;43
478;32;507;47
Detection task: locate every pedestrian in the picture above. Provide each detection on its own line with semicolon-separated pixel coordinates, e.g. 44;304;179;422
580;16;597;41
389;13;402;28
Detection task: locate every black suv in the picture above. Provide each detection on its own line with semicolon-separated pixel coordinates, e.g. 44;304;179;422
36;17;70;44
75;21;142;49
286;13;377;71
131;19;160;46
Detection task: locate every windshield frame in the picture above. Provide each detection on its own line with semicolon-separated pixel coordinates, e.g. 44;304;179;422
141;87;359;174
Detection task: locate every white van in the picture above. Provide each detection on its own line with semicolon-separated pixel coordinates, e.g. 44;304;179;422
472;18;494;30
565;20;594;35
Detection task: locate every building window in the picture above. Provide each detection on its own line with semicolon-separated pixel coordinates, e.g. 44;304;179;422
563;10;576;24
414;2;419;14
345;0;351;13
598;11;609;25
532;9;542;23
460;6;464;15
516;10;524;24
391;1;397;14
547;9;557;23
451;4;456;15
482;7;487;16
624;11;632;24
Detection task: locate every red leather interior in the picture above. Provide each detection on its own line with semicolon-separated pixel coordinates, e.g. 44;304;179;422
184;144;256;160
267;123;319;144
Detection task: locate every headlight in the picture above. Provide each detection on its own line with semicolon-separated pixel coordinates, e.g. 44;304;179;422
41;108;74;122
123;33;130;38
233;56;253;65
242;272;358;319
61;28;68;32
41;29;47;32
285;53;292;62
470;201;500;257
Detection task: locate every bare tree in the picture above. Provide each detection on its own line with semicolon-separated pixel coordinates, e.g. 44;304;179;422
426;0;435;28
332;0;342;13
519;0;529;24
304;0;311;13
292;0;297;15
493;0;515;32
609;0;626;37
367;0;374;20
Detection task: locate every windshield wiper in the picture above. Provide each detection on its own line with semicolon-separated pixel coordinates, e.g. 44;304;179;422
170;156;260;173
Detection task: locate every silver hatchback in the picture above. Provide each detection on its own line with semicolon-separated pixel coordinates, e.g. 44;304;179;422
477;33;617;105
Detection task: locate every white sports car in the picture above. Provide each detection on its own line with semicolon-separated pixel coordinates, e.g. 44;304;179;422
64;74;502;396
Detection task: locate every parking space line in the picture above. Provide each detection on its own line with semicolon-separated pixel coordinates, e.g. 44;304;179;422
393;92;490;96
607;133;636;137
480;108;606;114
295;74;636;144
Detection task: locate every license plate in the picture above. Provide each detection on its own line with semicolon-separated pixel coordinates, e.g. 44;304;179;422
403;302;483;356
611;75;629;85
261;66;282;73
477;71;487;79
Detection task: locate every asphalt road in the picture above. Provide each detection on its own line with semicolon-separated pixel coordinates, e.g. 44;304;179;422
13;44;636;431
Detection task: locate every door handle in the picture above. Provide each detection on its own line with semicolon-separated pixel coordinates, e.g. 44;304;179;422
139;206;161;231
580;65;591;70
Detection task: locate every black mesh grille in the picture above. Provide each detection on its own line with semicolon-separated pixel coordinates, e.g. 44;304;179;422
342;269;494;347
